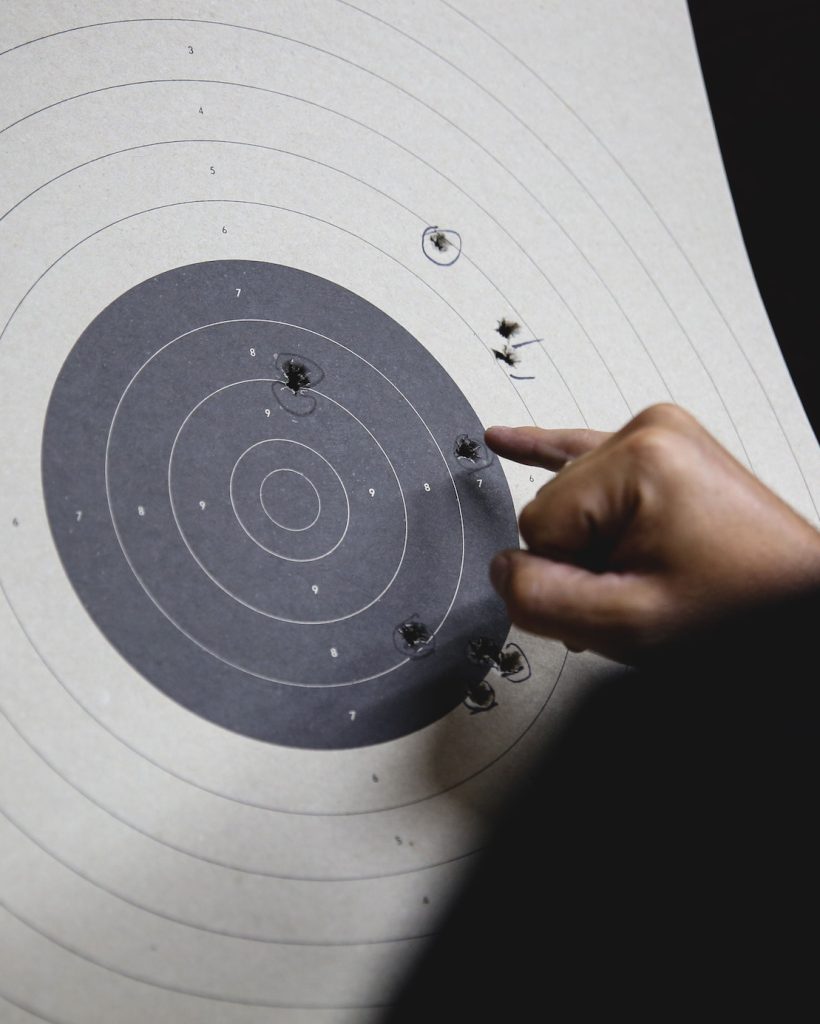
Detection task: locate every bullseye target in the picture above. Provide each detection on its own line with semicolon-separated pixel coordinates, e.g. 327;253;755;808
1;2;818;1021
43;260;518;748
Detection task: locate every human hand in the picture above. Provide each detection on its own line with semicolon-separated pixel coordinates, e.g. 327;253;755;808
486;404;820;664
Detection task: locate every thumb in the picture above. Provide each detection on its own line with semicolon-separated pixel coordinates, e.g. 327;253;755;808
490;549;657;661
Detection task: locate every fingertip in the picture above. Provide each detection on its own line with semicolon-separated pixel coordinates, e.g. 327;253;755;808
484;425;514;450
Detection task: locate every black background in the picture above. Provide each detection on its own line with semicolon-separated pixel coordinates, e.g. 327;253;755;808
688;0;818;438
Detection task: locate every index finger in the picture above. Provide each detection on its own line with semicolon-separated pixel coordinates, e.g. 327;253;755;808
484;425;611;471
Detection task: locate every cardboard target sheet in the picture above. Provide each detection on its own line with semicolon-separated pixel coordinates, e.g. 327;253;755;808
1;2;818;1021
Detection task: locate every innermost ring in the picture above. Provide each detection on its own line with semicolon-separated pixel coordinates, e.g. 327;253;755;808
259;469;321;532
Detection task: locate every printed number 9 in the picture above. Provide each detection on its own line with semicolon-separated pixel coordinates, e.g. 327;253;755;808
264;408;271;417
368;487;375;497
311;584;319;594
199;500;207;510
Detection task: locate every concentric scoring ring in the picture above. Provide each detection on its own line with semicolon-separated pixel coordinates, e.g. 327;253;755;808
258;468;321;532
43;260;519;748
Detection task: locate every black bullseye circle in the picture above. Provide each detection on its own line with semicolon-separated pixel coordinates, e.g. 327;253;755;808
42;260;519;748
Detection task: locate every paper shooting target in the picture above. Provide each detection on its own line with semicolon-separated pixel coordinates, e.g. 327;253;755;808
1;2;818;1022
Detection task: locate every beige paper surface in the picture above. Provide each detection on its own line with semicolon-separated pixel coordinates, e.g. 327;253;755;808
1;2;818;1021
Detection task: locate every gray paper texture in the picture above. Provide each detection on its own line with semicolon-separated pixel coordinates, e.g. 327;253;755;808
1;1;818;1021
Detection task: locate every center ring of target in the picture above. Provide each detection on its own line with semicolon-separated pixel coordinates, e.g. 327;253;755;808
229;438;350;562
259;469;321;532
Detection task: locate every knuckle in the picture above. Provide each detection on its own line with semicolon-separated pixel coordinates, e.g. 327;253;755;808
518;499;544;545
623;424;681;470
633;402;693;431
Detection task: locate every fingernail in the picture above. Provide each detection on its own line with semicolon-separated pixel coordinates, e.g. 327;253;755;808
490;552;511;595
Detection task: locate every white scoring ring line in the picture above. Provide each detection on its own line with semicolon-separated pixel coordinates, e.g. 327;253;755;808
258;469;321;532
172;389;408;623
104;317;465;685
229;436;351;563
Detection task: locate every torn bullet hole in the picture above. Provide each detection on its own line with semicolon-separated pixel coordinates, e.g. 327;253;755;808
282;359;311;394
496;318;520;339
453;433;493;472
492;345;520;367
430;231;450;252
454;435;481;461
394;616;436;659
467;636;502;666
271;353;325;416
464;678;497;713
498;647;523;675
467;638;532;682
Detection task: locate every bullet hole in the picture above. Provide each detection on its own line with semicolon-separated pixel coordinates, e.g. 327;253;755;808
467;638;532;683
282;359;311;394
422;896;430;905
271;353;324;416
467;636;501;666
394;616;436;659
498;642;532;682
464;678;497;713
453;433;494;472
498;647;524;675
454;435;481;461
496;318;520;339
422;225;462;266
492;344;520;367
372;773;379;782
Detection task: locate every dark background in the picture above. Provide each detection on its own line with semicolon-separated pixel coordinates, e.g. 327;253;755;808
688;0;818;438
